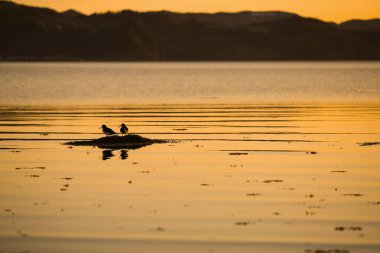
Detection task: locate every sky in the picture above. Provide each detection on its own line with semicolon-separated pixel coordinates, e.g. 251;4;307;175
12;0;380;23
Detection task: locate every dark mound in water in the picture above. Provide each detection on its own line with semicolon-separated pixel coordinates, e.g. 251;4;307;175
65;134;166;149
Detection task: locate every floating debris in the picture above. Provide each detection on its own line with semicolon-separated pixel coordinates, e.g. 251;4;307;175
308;205;321;209
306;151;318;154
173;128;187;131
25;175;40;177
230;164;243;168
246;193;261;197
357;142;380;146
229;152;248;156
15;166;46;170
33;202;49;206
263;179;283;183
305;211;316;216
369;201;380;205
335;226;363;231
138;170;151;174
16;230;30;238
331;170;346;173
234;221;250;226
152;227;165;232
200;183;214;186
342;193;364;197
60;184;69;191
60;177;73;180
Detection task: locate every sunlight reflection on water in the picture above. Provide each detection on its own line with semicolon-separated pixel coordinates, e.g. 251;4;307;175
0;62;380;252
0;62;379;104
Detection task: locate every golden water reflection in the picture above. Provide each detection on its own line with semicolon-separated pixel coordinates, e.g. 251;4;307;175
0;103;380;252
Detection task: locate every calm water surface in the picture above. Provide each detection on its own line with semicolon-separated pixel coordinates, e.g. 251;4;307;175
1;62;380;104
0;62;380;252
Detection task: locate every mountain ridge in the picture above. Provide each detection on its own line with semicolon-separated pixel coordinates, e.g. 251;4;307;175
1;1;380;61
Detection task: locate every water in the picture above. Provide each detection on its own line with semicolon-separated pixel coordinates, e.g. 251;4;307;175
1;62;380;104
0;62;380;252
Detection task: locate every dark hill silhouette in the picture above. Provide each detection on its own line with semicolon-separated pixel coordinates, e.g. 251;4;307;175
339;19;380;31
181;11;298;28
61;9;84;19
1;1;380;60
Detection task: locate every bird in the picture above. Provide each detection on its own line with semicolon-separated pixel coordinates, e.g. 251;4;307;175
100;124;116;136
120;123;129;135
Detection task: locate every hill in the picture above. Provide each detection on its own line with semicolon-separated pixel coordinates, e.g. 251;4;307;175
339;19;380;32
1;1;380;60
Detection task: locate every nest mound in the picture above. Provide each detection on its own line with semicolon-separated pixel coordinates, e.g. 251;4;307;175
65;134;166;149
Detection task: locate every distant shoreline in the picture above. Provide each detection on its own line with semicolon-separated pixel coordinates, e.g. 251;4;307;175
2;59;380;62
2;2;380;61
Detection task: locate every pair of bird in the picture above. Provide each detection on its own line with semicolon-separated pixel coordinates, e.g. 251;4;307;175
100;123;128;136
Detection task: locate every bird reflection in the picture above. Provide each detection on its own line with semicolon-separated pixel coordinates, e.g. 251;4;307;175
101;149;129;160
102;149;115;160
120;149;128;160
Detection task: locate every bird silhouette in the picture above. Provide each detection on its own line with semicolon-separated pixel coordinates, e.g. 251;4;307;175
100;124;116;136
120;123;129;135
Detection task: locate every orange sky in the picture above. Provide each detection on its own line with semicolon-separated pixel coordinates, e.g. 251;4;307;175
12;0;380;23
